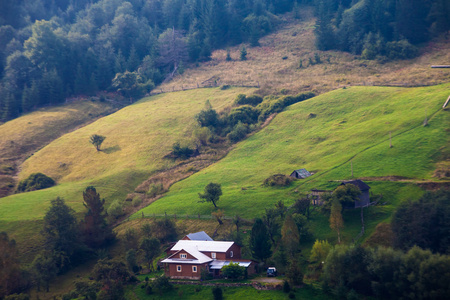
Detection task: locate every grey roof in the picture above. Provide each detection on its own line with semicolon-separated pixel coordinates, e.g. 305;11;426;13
341;180;370;191
186;231;213;241
291;168;312;178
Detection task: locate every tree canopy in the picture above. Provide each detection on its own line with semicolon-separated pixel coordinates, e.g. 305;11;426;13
198;182;222;208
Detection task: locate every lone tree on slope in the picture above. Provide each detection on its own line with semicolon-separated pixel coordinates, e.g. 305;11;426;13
199;182;222;208
90;134;106;151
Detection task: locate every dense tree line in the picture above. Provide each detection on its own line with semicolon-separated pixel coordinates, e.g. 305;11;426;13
314;0;450;59
0;0;308;122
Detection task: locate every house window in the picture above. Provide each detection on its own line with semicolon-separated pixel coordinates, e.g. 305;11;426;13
177;265;182;272
211;252;216;259
180;254;187;259
192;266;197;272
230;251;233;258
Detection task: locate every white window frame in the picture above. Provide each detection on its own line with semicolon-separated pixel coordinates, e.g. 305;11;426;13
230;251;233;258
211;252;216;259
177;265;182;272
180;254;187;259
192;266;197;272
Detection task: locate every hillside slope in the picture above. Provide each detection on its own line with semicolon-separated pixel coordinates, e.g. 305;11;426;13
137;84;449;241
0;100;117;197
0;87;255;249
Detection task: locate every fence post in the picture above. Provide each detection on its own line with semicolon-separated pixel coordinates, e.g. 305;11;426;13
198;214;201;219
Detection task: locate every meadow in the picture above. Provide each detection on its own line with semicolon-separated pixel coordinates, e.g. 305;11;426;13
0;87;255;250
137;84;449;243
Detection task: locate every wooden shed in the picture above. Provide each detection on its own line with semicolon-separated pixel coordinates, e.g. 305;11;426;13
290;168;312;179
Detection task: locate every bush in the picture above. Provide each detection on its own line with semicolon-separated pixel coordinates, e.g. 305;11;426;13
17;173;55;192
152;276;173;294
227;105;260;126
227;122;248;143
222;262;245;280
212;287;223;300
172;142;194;159
145;285;152;295
385;40;418;60
283;281;291;293
147;182;164;198
263;174;293;187
288;292;296;299
201;268;213;280
107;200;123;219
258;92;315;121
234;94;263;106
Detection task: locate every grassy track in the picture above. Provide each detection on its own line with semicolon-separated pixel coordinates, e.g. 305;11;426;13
137;84;449;242
0;87;255;245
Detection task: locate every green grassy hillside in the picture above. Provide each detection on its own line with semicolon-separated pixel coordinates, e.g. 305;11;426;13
137;84;449;242
0;87;255;248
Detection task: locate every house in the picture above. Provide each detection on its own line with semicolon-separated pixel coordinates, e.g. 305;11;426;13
182;231;213;241
290;168;312;179
161;239;256;280
340;180;370;208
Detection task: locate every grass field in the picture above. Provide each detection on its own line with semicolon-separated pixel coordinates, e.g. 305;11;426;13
137;84;449;243
0;87;255;249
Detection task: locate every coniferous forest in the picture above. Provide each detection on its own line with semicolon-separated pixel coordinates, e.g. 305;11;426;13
0;0;449;122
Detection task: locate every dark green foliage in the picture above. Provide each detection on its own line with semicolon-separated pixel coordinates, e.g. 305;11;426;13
198;182;222;208
250;218;272;261
227;122;249;143
152;276;173;294
263;174;293;187
31;252;58;292
331;184;361;208
234;94;263;106
221;262;245;280
286;259;303;286
93;259;131;300
385;40;418;60
89;134;106;152
0;232;22;298
171;142;194;159
4;293;30;300
227;105;260;126
212;286;223;300
240;46;247;61
42;197;82;268
152;217;178;243
140;237;160;271
16;173;55;192
195;102;220;128
81;186;115;249
392;189;450;254
258;92;315;121
283;280;291;293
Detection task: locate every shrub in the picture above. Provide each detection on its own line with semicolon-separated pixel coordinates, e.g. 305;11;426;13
107;200;124;219
222;262;245;280
227;105;260;126
201;268;213;280
145;285;152;295
172;142;194;159
17;173;55;192
288;292;296;299
234;94;263;106
227;122;248;143
258;92;315;121
212;287;223;300
152;276;173;294
263;174;293;187
385;40;418;60
132;197;143;207
147;182;164;198
283;281;291;293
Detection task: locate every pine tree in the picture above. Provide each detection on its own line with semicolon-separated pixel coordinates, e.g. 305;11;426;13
250;218;272;261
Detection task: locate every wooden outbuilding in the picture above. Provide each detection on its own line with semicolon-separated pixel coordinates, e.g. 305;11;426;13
340;180;371;208
290;168;312;179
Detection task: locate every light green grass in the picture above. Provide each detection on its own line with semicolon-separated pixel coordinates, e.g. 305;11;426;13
137;84;449;241
0;87;255;243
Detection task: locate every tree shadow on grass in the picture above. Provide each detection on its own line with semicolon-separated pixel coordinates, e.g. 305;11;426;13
102;145;121;154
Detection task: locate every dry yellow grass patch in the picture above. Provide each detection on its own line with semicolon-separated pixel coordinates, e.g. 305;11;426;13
159;7;450;96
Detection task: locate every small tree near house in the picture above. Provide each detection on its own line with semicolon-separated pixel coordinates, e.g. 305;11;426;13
90;134;106;151
198;182;222;208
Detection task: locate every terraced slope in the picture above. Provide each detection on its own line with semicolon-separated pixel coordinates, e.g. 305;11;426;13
138;84;449;242
0;87;255;247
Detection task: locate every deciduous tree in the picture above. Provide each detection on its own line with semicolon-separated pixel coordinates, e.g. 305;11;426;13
89;134;106;151
330;199;344;244
250;218;272;262
198;182;222;208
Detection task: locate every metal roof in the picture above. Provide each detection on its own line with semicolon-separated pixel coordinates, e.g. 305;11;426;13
186;231;213;241
170;240;234;253
161;247;213;264
291;168;312;178
341;180;370;191
209;260;252;270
